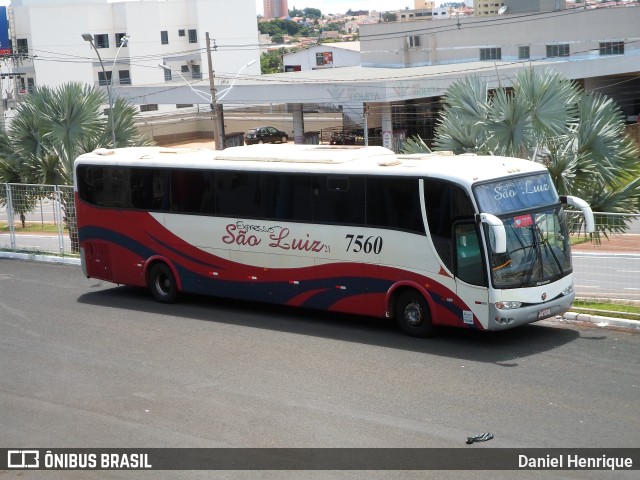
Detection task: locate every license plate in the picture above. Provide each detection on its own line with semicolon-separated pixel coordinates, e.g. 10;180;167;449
538;307;552;319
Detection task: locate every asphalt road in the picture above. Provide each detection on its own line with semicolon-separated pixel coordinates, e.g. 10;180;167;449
572;253;640;300
1;259;638;479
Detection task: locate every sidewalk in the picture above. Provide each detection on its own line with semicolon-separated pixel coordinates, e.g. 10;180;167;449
571;234;640;255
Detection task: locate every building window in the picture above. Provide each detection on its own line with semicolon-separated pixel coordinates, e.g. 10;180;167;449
160;31;168;45
181;65;190;73
140;104;159;112
176;104;194;108
599;41;624;55
188;29;197;43
27;77;35;93
546;44;570;58
191;64;201;80
118;70;131;85
16;38;29;55
178;29;185;37
518;46;530;60
163;68;172;81
407;35;420;48
480;47;501;61
98;71;112;86
94;34;109;49
115;33;128;47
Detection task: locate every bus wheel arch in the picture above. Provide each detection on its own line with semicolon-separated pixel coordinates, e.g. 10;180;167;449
391;287;434;337
146;260;180;303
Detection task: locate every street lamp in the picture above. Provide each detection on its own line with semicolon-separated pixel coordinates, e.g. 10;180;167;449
82;33;129;148
158;64;211;102
215;60;256;102
159;59;256;149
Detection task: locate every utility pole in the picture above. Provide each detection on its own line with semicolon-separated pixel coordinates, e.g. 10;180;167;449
206;32;225;150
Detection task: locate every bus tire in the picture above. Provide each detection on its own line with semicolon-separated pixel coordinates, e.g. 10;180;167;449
396;290;433;337
149;262;178;303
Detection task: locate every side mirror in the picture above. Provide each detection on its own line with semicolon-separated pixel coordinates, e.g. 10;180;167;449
560;195;595;233
477;213;507;254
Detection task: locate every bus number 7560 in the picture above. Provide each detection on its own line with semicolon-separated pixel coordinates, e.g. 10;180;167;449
345;234;383;254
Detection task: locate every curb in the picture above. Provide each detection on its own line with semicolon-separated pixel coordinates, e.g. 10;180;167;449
0;251;81;265
572;251;640;258
557;312;640;331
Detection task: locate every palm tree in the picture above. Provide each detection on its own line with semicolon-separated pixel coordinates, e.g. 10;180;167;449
402;67;640;234
0;82;153;251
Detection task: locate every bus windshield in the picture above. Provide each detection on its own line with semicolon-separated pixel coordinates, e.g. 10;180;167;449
487;208;572;288
474;173;571;288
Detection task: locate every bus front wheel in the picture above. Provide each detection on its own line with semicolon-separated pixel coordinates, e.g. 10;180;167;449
149;263;178;303
396;290;433;337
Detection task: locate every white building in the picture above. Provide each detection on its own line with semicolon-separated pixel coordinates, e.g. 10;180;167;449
283;42;361;72
9;0;261;121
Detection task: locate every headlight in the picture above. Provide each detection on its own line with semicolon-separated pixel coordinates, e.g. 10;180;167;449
495;301;522;310
561;284;574;296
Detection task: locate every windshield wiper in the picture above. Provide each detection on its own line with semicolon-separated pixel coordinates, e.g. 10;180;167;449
522;225;542;286
535;224;564;274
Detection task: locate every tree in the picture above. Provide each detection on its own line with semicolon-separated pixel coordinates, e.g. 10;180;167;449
0;82;152;251
260;49;285;74
402;67;640;234
303;8;321;18
258;18;300;37
382;12;398;22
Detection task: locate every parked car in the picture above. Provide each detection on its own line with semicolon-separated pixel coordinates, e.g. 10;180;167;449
329;131;357;145
244;126;289;145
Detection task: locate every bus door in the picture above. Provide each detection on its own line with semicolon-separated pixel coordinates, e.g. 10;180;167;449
453;221;489;327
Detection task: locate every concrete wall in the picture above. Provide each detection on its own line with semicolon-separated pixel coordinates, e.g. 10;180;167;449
143;112;345;145
505;0;566;13
360;6;640;67
283;43;361;71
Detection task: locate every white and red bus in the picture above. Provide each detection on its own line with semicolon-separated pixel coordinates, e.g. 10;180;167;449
74;144;594;336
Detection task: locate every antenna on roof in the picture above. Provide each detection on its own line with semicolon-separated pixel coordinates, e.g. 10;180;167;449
498;5;508;15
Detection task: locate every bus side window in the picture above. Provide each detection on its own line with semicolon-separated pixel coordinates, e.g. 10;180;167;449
130;168;157;209
454;222;487;287
264;173;312;222
199;172;216;214
215;172;263;218
366;177;424;233
424;179;475;272
312;175;365;225
103;168;130;208
167;169;206;213
78;166;101;205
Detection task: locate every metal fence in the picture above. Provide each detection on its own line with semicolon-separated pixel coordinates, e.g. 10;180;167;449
1;183;639;301
1;183;76;256
569;212;640;302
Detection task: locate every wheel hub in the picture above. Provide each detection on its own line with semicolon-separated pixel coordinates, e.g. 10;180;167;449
405;301;423;327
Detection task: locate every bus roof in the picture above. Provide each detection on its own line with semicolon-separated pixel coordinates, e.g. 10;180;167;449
74;144;547;189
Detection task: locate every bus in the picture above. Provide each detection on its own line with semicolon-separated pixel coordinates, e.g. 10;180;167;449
74;144;594;337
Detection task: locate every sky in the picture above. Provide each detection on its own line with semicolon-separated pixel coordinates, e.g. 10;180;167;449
0;1;440;16
255;1;429;16
0;1;433;16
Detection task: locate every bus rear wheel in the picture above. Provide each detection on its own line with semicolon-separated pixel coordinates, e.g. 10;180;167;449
149;263;178;303
396;290;433;337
